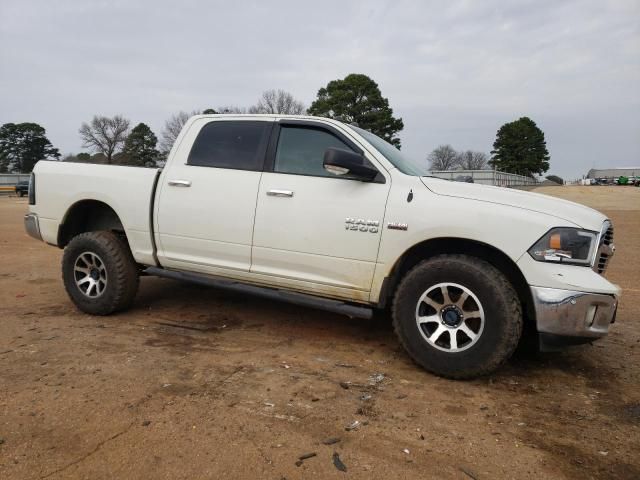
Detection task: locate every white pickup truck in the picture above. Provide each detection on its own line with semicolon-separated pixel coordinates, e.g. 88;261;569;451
24;114;620;378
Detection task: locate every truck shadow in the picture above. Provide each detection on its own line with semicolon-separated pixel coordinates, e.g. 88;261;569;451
132;276;618;381
133;275;394;352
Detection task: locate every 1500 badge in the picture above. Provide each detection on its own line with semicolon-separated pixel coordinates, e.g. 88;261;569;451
345;218;379;233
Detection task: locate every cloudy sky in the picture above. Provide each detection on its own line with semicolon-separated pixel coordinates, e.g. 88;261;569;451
1;0;638;179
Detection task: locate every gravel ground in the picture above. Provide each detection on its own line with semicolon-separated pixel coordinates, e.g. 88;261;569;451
0;185;638;479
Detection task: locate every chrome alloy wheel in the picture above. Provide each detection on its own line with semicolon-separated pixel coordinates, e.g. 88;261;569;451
415;282;485;352
73;251;107;298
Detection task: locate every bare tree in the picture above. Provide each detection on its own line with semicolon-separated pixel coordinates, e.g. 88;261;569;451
456;150;488;170
427;145;458;170
159;110;199;153
79;115;130;164
248;89;306;114
217;106;248;114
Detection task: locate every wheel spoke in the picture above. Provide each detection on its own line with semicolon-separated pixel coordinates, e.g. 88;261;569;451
449;331;458;350
428;324;447;343
417;314;440;325
464;310;481;318
456;292;469;309
74;266;90;274
423;296;442;310
440;286;452;305
77;275;92;285
460;323;477;341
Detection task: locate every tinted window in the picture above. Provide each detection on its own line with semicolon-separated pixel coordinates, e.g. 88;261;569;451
274;126;359;178
188;121;270;170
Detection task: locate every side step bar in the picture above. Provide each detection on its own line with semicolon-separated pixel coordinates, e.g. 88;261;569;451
144;267;373;320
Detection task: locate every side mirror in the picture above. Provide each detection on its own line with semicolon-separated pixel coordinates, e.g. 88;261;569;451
323;148;379;181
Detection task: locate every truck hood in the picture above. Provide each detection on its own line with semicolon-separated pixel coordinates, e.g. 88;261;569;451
420;177;607;230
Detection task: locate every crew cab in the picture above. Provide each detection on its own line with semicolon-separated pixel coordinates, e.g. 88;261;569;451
24;114;620;378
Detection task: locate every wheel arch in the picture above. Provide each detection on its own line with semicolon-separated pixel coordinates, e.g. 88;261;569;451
381;237;535;333
57;199;126;248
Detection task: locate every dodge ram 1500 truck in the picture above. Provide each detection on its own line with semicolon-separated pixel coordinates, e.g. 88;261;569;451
24;114;620;378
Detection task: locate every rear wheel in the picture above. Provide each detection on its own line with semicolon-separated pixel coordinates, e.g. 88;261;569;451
62;231;139;315
392;254;522;379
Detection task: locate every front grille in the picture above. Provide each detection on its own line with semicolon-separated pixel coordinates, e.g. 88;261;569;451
597;253;610;274
594;223;614;275
602;225;613;246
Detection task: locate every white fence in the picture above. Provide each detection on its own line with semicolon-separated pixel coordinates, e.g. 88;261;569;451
0;173;30;186
428;169;538;187
0;173;30;195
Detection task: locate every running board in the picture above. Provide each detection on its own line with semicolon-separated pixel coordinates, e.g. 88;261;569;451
144;267;373;320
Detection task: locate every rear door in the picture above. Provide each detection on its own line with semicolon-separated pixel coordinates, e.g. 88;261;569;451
251;120;390;300
155;117;273;275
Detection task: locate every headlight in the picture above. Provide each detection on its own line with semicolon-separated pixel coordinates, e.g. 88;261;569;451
528;227;597;266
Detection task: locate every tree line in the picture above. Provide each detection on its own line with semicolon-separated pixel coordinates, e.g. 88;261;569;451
0;73;550;177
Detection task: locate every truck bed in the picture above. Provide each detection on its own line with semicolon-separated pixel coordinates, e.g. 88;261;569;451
31;161;160;265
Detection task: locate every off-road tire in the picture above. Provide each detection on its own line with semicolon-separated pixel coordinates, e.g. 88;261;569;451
392;254;522;379
62;231;139;315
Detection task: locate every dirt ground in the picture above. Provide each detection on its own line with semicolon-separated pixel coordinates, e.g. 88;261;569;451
1;186;638;479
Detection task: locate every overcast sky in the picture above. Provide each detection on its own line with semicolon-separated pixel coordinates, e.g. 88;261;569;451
1;0;638;179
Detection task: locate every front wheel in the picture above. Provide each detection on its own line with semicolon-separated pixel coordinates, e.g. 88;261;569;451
392;254;522;379
62;231;139;315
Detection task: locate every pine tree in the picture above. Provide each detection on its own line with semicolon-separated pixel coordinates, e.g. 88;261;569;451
490;117;550;176
308;74;404;148
0;122;60;172
122;123;159;167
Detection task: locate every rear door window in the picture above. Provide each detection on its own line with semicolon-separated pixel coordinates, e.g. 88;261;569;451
187;121;271;171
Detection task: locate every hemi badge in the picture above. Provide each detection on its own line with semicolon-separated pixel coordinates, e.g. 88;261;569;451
387;222;408;231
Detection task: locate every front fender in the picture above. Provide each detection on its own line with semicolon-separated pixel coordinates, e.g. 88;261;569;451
370;180;578;302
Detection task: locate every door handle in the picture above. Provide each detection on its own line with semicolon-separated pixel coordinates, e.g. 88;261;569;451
168;179;192;187
267;189;294;197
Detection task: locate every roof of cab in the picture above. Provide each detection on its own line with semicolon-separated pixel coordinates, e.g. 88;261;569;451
191;113;350;126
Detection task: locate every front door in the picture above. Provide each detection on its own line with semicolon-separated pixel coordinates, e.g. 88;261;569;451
155;118;273;275
251;122;390;300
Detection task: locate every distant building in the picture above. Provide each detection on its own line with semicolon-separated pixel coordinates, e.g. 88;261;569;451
586;167;639;179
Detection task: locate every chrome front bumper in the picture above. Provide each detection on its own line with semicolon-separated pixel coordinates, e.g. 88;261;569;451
24;213;42;241
531;286;617;339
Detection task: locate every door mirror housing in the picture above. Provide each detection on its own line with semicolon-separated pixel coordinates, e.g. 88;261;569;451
323;148;379;181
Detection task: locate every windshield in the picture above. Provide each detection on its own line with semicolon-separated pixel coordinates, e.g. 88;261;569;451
351;126;428;176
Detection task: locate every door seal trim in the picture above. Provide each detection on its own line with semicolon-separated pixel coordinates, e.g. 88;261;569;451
149;169;162;267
